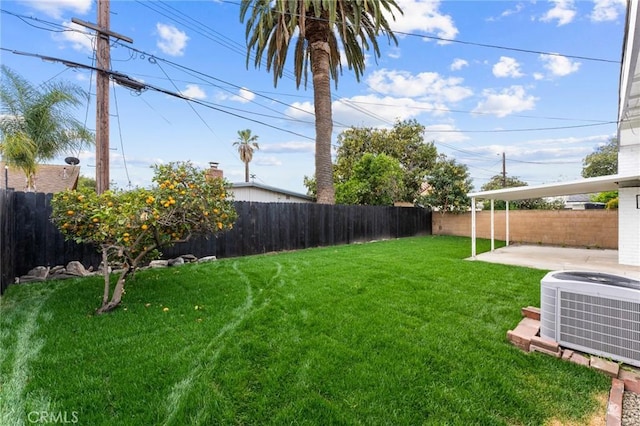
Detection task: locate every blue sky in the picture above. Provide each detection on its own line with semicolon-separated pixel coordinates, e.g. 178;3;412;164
0;0;628;195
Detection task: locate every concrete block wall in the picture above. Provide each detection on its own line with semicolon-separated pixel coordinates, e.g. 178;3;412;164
433;210;618;249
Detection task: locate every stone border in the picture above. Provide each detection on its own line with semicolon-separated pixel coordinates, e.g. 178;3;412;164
15;254;217;284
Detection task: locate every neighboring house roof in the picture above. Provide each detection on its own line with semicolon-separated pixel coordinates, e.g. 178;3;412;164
230;182;314;203
0;162;80;193
565;194;593;203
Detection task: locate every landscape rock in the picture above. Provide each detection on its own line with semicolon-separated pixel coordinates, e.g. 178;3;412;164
168;257;185;267
180;254;197;263
49;265;66;275
197;256;217;263
66;261;90;277
18;275;46;283
149;260;169;268
26;266;49;279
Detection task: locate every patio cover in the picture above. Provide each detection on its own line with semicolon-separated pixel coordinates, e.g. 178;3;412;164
467;173;640;257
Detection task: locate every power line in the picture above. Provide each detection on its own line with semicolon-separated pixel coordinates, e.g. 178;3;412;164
221;1;620;64
111;77;132;187
1;47;316;142
393;30;620;64
4;7;620;129
426;121;616;133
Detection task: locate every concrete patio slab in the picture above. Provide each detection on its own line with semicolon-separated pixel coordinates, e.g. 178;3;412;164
468;244;640;280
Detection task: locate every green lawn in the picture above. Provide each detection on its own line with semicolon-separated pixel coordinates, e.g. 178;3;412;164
0;236;610;425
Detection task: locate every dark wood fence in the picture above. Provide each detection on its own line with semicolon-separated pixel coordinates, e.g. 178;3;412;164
0;191;432;294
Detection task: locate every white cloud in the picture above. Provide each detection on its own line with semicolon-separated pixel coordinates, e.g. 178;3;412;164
492;56;524;78
390;0;458;43
156;23;189;56
216;88;256;104
387;47;401;59
473;85;538;118
255;156;282;167
19;0;91;19
450;58;468;71
232;88;255;103
540;0;576;26
367;69;473;103
539;54;581;77
486;3;525;21
590;0;626;22
533;72;544;81
423;123;469;143
180;84;206;100
262;141;315;154
53;21;94;52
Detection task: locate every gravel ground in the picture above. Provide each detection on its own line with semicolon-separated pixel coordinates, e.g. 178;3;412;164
623;391;640;426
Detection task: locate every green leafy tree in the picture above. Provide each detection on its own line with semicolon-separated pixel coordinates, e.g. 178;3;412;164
77;175;96;192
0;66;93;190
582;137;618;209
591;191;618;204
479;175;563;210
332;119;437;203
335;153;405;205
582;137;618;178
233;129;259;183
418;154;472;213
240;0;402;204
480;175;529;210
51;162;237;314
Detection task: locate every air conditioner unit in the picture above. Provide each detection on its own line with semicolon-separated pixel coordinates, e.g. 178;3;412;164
540;271;640;367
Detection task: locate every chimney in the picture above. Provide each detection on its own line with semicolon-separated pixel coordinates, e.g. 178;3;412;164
206;162;223;180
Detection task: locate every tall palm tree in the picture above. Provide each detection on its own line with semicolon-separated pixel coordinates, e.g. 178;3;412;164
0;66;93;191
240;0;402;204
233;129;260;182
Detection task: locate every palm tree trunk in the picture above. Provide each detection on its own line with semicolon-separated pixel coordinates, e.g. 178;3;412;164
245;160;249;182
310;40;335;204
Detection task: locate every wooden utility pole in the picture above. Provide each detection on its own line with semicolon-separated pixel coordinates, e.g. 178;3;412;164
95;0;110;194
72;1;132;194
501;152;506;187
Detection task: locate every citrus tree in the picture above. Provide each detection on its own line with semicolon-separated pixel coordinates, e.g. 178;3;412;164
51;162;237;314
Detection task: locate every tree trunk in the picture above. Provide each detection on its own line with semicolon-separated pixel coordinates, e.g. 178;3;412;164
308;20;335;205
245;160;249;182
101;247;110;305
96;268;129;315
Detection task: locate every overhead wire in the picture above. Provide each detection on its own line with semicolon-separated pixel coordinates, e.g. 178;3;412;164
0;47;316;142
111;77;132;187
3;7;619;132
1;5;620;177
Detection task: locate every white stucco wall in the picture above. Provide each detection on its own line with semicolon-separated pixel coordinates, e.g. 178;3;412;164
618;187;640;266
230;186;313;203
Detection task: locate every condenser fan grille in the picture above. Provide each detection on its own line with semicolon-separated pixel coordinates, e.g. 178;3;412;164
559;291;640;364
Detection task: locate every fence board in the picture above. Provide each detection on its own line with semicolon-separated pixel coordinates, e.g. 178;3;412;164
0;191;16;294
1;197;431;294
